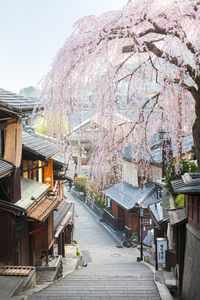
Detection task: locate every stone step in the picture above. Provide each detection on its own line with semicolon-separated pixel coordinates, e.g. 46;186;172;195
29;294;160;300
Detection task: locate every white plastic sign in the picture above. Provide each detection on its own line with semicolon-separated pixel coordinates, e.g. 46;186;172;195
156;238;168;264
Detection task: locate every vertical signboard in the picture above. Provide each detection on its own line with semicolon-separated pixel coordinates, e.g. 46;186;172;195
156;238;168;269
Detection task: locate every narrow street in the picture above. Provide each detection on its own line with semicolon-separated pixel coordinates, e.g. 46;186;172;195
28;190;161;300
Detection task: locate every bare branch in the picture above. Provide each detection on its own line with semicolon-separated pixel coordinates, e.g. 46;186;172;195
115;53;134;75
123;41;197;83
110;93;160;152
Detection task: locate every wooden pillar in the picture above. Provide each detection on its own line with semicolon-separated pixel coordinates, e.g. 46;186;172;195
58;235;62;255
45;251;49;266
62;232;65;257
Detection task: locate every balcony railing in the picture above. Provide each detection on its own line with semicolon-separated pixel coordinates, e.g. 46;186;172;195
102;209;125;231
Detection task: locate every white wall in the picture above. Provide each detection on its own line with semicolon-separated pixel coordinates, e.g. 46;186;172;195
122;160;139;187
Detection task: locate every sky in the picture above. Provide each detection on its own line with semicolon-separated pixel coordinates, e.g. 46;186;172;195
0;0;126;94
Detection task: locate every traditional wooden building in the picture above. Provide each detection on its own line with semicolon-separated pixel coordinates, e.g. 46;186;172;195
102;144;162;246
0;88;39;265
0;89;74;267
173;173;200;299
167;207;187;292
20;132;75;265
103;182;158;245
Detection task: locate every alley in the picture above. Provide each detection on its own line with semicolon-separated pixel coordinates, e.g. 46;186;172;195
28;190;161;300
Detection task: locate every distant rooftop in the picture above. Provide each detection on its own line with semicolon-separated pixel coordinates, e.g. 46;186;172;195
103;182;158;211
0;88;41;115
122;133;194;164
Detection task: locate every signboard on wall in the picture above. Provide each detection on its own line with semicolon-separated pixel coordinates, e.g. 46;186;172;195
156;238;168;265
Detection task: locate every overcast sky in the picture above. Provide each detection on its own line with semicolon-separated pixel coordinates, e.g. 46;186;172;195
0;0;126;93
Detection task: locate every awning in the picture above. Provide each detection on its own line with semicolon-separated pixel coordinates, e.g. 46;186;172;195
16;178;50;210
168;208;187;226
54;202;73;238
54;212;72;238
27;194;60;221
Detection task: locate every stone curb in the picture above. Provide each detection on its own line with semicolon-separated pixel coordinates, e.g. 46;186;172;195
142;260;173;300
97;220;124;247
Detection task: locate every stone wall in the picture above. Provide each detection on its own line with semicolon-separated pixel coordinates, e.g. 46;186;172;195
182;224;200;300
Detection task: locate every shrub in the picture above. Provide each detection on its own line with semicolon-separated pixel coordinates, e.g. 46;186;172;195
176;194;184;208
94;196;106;210
74;175;88;195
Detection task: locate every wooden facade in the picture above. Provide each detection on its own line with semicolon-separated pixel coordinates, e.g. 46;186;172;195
0;212;13;265
0;89;41;266
185;194;200;230
31;214;54;265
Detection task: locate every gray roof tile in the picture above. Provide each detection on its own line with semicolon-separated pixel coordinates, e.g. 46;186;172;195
54;201;72;230
172;173;200;194
0;88;40;114
103;182;158;210
23;132;61;160
122;134;194;164
15;178;50;210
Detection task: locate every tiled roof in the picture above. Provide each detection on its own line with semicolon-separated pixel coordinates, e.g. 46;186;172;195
0;159;14;178
122;134;194;164
23;132;61;160
54;201;72;230
54;201;73;238
172;173;200;194
103;182;158;211
122;144;162;164
175;185;200;194
15;178;50;210
0;88;39;114
27;194;60;221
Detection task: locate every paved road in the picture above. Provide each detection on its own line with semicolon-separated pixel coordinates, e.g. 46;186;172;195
28;191;161;300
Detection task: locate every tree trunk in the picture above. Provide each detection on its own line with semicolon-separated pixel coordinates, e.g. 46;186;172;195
192;93;200;170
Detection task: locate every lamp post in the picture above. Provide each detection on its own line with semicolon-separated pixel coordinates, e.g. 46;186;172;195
140;207;144;261
158;127;166;177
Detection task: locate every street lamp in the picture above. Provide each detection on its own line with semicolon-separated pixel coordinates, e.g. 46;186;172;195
140;207;144;261
158;127;166;177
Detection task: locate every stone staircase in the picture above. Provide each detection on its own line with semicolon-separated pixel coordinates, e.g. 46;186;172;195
27;263;160;300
